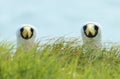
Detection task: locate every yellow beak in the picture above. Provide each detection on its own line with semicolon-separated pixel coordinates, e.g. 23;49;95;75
85;24;96;36
22;26;32;38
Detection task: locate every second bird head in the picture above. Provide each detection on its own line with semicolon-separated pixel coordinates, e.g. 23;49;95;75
82;22;101;39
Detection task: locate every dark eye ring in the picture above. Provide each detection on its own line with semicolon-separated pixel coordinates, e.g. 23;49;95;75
20;27;24;32
31;28;34;32
94;25;99;31
83;25;87;31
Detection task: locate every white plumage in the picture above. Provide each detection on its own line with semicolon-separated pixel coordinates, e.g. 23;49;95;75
81;22;102;49
16;24;37;51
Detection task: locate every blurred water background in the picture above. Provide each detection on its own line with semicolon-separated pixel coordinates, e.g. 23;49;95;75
0;0;120;43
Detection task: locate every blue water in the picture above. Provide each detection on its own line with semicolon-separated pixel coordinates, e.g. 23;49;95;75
0;0;120;42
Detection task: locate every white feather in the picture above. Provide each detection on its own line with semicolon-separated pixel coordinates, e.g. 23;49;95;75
16;24;37;51
81;22;102;49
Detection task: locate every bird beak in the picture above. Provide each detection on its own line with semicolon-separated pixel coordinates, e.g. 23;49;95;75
85;24;96;36
22;27;32;38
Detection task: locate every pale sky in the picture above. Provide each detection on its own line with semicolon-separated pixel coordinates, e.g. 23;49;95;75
0;0;120;42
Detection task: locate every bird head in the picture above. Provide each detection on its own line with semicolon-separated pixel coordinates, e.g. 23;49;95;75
83;23;99;38
17;24;37;40
20;26;34;40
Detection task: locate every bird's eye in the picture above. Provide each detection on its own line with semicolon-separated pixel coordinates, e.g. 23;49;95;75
20;28;24;32
94;25;98;31
83;25;87;31
31;28;34;33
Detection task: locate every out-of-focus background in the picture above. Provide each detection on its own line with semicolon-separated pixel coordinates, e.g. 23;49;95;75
0;0;120;42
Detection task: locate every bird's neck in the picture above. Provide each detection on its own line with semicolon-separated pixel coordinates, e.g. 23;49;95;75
17;38;35;51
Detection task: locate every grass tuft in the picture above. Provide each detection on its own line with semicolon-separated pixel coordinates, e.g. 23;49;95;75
0;37;120;79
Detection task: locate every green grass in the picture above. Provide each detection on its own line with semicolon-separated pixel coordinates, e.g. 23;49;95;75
0;37;120;79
